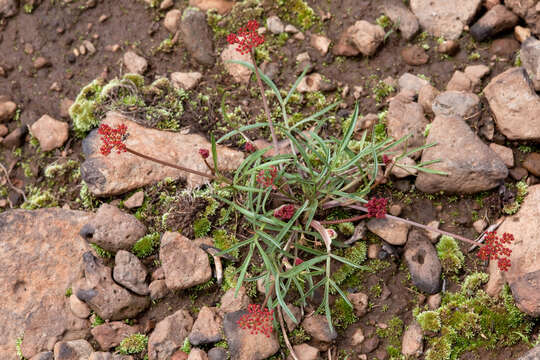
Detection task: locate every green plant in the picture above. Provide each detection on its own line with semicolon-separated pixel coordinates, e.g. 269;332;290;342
118;333;148;355
416;310;441;332
331;296;357;329
65;287;73;297
436;235;464;274
503;181;528;215
91;314;105;327
90;243;113;258
16;335;25;360
181;337;191;353
21;186;57;209
132;232;161;258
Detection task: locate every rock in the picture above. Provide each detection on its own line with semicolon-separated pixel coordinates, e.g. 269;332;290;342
489;143;514;167
401;322;423;357
148;309;194;360
283;304;302;331
69;295;91;319
350;328;365;346
505;0;540;36
510;167;528;180
517;344;540;360
29;115;69;151
0;209;92;359
170;72;203;90
266;15;284;34
79;203;146;253
223;310;280;360
410;0;482;39
261;61;280;80
91;322;139;351
348;292;368;317
288;344;319;360
523;153;540;176
30;352;54;360
188;349;208;360
0;0;17;17
113;250;149;295
333;20;385;56
484;67;540;140
415;116;508;193
89;353;133;360
123;191;144;209
159;0;173;10
446;71;472;92
0;124;7;136
2;126;27;148
160;232;211;291
60;98;74;118
381;0;419;40
76;252;149;320
34;57;51;69
437;40;460;55
367;217;410;246
404;230;442;294
297;73;336;93
386;90;428;157
418;84;440;115
81;112;244;195
491;38;521;58
473;219;488;233
207;348;227;360
123;52;147;74
188;0;233;14
53;340;93;360
83;40;96;55
361;335;380;353
0;100;16;122
398;73;429;94
464;64;491;89
368;244;381;259
149;280;169;300
470;4;519;41
189;307;222;345
391;157;418;178
180;7;215;66
432;91;481;119
164;9;181;33
521;37;540;91
219;287;251;315
310;34;331;55
401;46;429;65
221;43;251;83
171;351;189;360
427;293;442;309
389;204;402;216
301;315;337;343
514;25;532;43
486;185;540;316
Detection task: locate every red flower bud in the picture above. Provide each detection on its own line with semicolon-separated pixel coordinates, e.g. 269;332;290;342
199;148;210;159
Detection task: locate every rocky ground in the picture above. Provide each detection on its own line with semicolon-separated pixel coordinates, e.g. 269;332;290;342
1;0;540;359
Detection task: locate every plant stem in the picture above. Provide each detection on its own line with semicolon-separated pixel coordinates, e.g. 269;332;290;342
319;214;369;225
250;50;280;156
125;147;231;184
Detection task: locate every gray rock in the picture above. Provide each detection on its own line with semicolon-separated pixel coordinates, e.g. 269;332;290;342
160;232;212;291
401;322;423;357
348;292;369;317
367;217;410;246
283;304;302;332
76;252;149;320
207;348;227;360
432;91;481;119
489;143;514;168
148;309;194;360
123;191;144;209
415;116;508;193
79;203;147;253
188;348;208;360
69;294;91;319
29;352;53;360
189;306;223;345
113;250;149;295
2;126;27;148
470;4;519;41
381;0;419;40
219;287;251;315
266;16;284;34
410;0;482;39
484;67;540;141
123;51;148;74
170;72;203;90
404;230;442;294
0;0;18;17
149;280;169;300
398;73;429;95
301;315;337;343
224;310;280;360
288;344;319;360
81;112;244;195
164;9;181;33
53;340;93;360
505;0;540;36
446;71;472;92
517;344;540;360
521;36;540;91
333;20;385;56
29;115;69;151
418;84;440;115
180;7;214;66
91;322;140;351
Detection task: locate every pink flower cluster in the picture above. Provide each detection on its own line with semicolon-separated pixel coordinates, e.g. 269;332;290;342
237;304;274;337
274;204;295;220
256;166;278;189
477;231;514;271
227;20;265;55
366;197;388;218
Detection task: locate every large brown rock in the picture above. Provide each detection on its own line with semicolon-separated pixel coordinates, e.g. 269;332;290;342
160;232;212;291
505;0;540;36
486;185;540;316
521;36;540;91
470;4;519;41
301;315;337;343
189;0;233;15
0;209;92;359
380;0;419;40
148;309;194;360
333;20;385;56
404;230;442;294
91;322;140;351
81;112;244;196
29;115;69;152
189;307;222;345
180;7;214;66
484;67;540;140
415;116;508;193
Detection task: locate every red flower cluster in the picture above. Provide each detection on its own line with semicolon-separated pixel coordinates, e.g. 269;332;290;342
237;304;274;337
244;142;256;153
294;257;304;266
256;165;278;189
199;148;210;159
227;20;265;55
98;123;128;156
274;204;295;220
382;155;391;166
477;231;514;271
366;197;388;218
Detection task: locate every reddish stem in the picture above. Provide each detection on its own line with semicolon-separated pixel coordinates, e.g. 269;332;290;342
319;214;369;225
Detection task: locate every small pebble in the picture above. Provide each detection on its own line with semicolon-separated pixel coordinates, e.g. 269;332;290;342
73;48;80;57
389;204;402;216
98;14;109;22
79;45;86;55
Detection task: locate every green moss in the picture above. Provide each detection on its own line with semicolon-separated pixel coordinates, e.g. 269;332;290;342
416;311;442;332
78;181;97;210
44;160;79;178
503;181;528;215
16;335;25;360
290;327;311;345
376;316;404;348
436;236;464;274
460;272;489;295
118;333;148;355
69;79;104;137
332;297;357;329
332;241;367;286
337;222;355;236
376;15;392;29
23;3;34;13
372;80;395;103
91;243;113;259
91;314;105;327
65;287;73;297
21;186;57;209
193;218;211;238
181;337;191;353
213;229;239;258
277;0;319;30
132;232;161;258
21;162;33;178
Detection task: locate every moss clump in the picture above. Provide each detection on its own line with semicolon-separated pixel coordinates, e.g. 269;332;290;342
416;310;441;332
503;181;528;215
16;335;24;360
376;15;392;29
193;218;211;238
277;0;319;30
290;327;311;345
118;333;148;355
90;243;113;259
376;316;404;348
372;80;395;103
332;241;367;286
180;337;191;353
436;235;464;274
44;160;79;178
208;0;264;39
69;79;105;137
91;314;105;327
332;297;357;329
132;232;161;258
21;186;57;209
417;273;533;360
337;222;355;236
77;181;97;210
213;229;239;258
